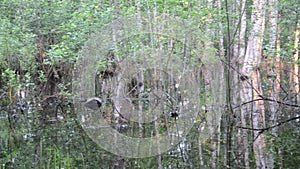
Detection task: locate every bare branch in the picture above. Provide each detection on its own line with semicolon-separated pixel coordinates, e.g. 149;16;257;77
236;115;300;132
233;98;300;109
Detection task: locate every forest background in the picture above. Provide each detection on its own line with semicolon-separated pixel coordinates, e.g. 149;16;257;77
0;0;299;168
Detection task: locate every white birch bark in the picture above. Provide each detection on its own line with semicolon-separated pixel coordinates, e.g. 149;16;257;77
216;0;224;166
235;0;250;168
242;0;267;168
112;2;126;168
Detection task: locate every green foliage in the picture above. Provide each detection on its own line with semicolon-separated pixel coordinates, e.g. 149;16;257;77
1;69;19;89
268;122;300;168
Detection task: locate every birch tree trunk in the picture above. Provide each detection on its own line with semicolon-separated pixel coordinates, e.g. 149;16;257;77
149;8;163;168
266;0;279;167
216;0;224;167
111;1;125;168
293;22;300;102
241;0;267;168
235;0;250;168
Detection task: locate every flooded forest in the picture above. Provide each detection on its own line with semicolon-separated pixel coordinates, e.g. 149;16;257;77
0;0;299;168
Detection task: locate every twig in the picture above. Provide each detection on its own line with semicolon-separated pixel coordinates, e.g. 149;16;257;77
236;115;300;132
233;98;300;109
